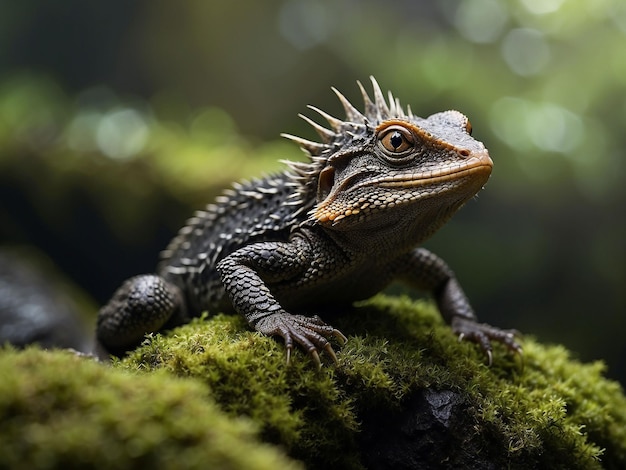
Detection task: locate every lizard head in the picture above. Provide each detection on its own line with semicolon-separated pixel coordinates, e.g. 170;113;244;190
282;77;492;245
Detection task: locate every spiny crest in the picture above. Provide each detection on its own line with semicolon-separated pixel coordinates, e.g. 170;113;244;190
281;76;414;206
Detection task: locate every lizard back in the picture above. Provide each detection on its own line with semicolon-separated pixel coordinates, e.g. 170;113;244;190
157;173;309;311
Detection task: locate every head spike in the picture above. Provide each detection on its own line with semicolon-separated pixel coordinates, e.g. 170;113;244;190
307;105;344;132
369;76;390;119
388;90;397;116
357;80;376;121
280;159;315;177
394;98;405;118
331;87;366;124
298;113;337;144
280;133;330;155
280;159;305;170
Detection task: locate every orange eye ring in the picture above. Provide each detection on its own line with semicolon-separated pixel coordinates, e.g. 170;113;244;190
378;125;415;155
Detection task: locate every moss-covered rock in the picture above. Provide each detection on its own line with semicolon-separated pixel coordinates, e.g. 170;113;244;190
0;347;301;470
1;295;625;469
117;295;626;469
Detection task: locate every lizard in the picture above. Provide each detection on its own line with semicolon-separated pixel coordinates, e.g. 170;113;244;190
96;77;521;367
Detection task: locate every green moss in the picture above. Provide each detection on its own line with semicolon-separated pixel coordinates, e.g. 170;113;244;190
118;295;626;469
2;295;625;469
119;314;361;468
0;347;301;470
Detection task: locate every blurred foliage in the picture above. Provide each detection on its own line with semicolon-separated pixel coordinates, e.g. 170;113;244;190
0;0;624;383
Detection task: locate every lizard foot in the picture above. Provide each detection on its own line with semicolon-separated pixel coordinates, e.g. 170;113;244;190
451;317;522;366
254;313;347;369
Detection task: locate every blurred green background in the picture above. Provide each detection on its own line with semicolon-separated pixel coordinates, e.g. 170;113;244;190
0;1;624;383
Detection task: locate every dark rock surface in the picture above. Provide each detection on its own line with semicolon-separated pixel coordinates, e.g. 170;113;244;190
0;248;92;351
360;388;497;470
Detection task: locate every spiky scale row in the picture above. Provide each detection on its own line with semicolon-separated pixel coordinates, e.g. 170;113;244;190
281;76;412;156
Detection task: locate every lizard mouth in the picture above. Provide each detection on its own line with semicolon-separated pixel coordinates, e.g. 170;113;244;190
313;152;492;225
360;152;493;190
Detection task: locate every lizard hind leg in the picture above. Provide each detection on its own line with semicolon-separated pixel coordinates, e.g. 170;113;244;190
96;274;186;357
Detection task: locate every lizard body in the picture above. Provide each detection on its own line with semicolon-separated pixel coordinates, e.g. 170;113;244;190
97;77;521;365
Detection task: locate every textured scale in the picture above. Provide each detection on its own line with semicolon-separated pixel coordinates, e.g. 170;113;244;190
96;77;522;366
157;176;304;311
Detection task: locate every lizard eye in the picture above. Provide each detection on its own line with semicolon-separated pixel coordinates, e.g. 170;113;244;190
378;125;415;156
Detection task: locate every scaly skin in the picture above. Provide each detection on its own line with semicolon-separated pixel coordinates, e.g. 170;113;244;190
97;77;522;366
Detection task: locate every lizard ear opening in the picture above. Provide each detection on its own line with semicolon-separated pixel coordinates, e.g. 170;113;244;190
317;166;335;202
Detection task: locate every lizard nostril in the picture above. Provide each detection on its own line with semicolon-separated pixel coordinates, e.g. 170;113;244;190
458;149;471;158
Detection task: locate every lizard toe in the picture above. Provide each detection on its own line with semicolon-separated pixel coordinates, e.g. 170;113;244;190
256;312;344;367
452;317;523;365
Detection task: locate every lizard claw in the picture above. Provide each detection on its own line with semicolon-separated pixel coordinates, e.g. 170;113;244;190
323;342;338;364
310;316;348;345
255;312;345;368
452;317;522;365
332;329;348;346
310;350;322;370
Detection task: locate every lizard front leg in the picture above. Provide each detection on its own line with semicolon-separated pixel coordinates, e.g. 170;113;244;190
398;247;522;364
216;236;346;367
